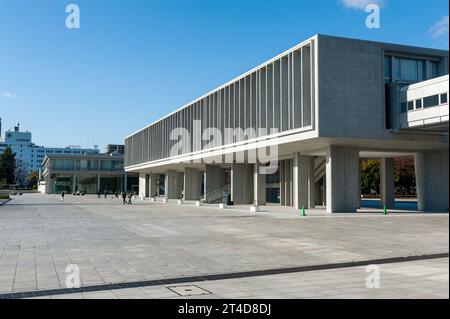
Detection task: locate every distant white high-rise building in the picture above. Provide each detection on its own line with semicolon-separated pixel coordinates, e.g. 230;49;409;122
0;122;100;184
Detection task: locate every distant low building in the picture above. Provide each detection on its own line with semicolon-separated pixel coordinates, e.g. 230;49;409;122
39;153;138;194
0;122;100;184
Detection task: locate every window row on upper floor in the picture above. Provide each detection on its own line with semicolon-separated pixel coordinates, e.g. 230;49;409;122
401;92;448;113
385;56;442;84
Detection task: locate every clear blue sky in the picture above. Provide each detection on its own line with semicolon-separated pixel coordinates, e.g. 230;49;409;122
0;0;448;149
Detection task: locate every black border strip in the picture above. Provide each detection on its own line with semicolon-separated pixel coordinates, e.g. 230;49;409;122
0;252;448;299
0;199;11;206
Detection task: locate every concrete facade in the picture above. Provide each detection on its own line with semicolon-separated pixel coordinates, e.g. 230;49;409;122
380;158;396;209
231;164;254;205
253;164;267;206
293;154;315;210
326;146;360;213
184;168;202;200
165;170;183;200
415;151;449;212
204;165;226;202
125;35;449;213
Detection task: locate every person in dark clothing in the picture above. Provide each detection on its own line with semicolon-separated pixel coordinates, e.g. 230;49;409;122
127;192;132;205
97;190;101;199
114;191;119;199
61;191;65;202
121;192;127;205
104;190;107;199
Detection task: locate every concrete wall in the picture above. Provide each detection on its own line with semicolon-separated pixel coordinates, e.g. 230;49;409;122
139;173;149;198
166;170;183;199
231;164;254;204
254;164;266;206
204;165;226;200
317;36;385;139
415;151;449;212
184;168;202;200
317;35;449;140
380;158;395;209
326;146;359;213
293;154;315;209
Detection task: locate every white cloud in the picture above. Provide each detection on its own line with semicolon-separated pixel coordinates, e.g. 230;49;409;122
3;91;18;99
340;0;384;10
428;16;449;39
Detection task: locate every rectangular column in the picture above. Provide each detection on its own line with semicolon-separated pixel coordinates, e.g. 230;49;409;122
72;174;77;193
45;175;51;194
356;160;361;209
280;161;286;206
254;164;266;206
326;146;360;213
149;174;158;198
166;170;183;199
284;159;292;206
293;154;315;210
97;174;101;193
184;168;202;200
380;158;395;209
415;151;449;212
139;173;149;198
204;165;226;201
124;174;128;192
231;164;254;204
177;172;184;199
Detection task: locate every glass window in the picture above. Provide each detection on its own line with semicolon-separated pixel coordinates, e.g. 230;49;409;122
76;175;97;194
399;58;418;81
89;160;98;171
77;160;88;170
423;95;439;108
384;56;392;82
415;99;422;109
430;61;439;79
400;102;407;113
418;60;426;81
112;161;123;171
407;101;414;111
63;160;74;170
440;93;448;104
393;57;440;82
52;175;73;193
101;160;113;171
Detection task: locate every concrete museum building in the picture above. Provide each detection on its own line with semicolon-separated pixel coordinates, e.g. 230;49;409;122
125;35;449;213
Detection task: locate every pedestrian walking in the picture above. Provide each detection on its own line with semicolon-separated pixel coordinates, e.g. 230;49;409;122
104;190;107;199
97;190;101;199
61;191;65;202
127;192;132;205
122;192;127;205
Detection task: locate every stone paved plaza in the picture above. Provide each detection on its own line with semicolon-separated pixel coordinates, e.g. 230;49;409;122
0;194;448;298
34;258;450;299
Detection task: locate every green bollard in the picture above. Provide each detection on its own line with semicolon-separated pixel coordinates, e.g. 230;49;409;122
301;206;306;217
383;205;388;215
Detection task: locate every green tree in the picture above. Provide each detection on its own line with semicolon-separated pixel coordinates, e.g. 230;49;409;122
27;170;39;189
360;160;380;195
395;157;416;196
0;147;17;185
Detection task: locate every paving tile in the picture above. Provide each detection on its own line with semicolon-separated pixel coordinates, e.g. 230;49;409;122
1;194;448;299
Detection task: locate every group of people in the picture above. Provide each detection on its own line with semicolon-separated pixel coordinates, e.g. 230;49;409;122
121;192;133;205
96;190;134;205
60;190;134;204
